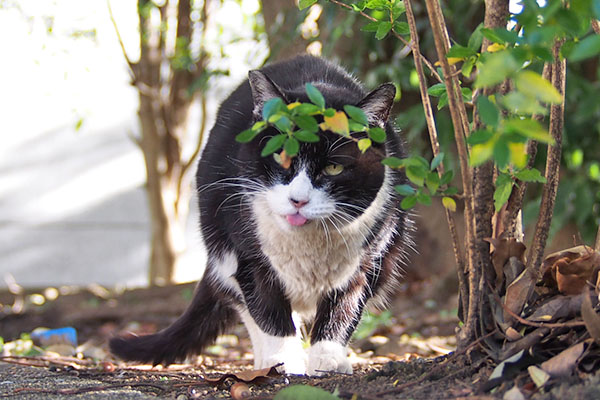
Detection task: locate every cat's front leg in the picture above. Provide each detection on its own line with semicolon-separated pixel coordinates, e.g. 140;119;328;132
235;260;307;375
308;281;368;376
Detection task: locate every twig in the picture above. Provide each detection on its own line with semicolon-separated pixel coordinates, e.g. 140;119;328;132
502;64;551;240
327;0;442;83
404;0;467;319
526;40;566;277
106;0;136;78
423;0;477;347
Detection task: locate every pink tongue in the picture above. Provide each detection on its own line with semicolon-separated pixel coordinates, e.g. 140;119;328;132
286;213;308;226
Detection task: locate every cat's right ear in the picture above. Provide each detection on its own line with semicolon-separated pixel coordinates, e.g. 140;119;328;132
248;70;287;120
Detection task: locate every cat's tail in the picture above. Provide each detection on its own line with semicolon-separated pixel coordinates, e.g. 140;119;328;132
109;278;238;366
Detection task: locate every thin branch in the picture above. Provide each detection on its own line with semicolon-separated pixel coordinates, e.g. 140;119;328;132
501;64;551;239
526;40;566;277
405;0;468;319
595;223;600;252
107;0;136;79
424;0;478;347
327;0;442;83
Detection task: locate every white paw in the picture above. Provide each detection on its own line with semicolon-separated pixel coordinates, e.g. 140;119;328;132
258;336;307;375
307;340;353;376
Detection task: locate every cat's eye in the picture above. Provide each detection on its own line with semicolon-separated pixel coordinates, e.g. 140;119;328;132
323;164;344;176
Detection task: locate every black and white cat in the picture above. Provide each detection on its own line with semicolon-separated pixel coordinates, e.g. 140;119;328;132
110;55;412;376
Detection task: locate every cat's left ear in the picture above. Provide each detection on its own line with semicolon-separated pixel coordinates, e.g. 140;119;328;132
248;70;287;120
357;83;396;127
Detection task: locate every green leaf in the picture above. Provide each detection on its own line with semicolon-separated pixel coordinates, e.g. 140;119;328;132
474;51;519;88
406;165;427;186
393;21;410;35
481;27;518;44
504;118;554;144
515;168;547;183
427;83;446;97
443;186;459;196
395;184;416;196
461;87;473;102
284;137;300;156
477;96;500;127
274;115;293;133
306;83;325;109
294;130;320;143
261;134;287;157
323;108;336;117
416;191;432;205
358;138;372;153
501;92;547;116
376;22;392;40
493;138;510;169
494;178;514;211
462;56;477;77
440;170;454;185
425;171;440;193
236;128;260;143
442;196;457;212
466;129;494;146
361;21;380;32
298;0;318;10
469;142;494;166
274;384;339;400
569;34;600;62
401;195;418;209
446;44;477;59
349;120;367;132
368;127;387;143
382;156;403;168
263;98;284;121
468;23;484;51
294;115;319;133
514;70;562;104
343;105;368;126
437;92;449;110
430;152;444;170
294;103;321;115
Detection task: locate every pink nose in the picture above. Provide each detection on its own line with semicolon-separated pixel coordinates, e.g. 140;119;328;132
290;198;308;208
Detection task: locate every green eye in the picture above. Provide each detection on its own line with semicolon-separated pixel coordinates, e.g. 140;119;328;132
323;164;344;176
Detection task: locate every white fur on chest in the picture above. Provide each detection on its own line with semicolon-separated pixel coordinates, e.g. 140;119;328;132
252;172;392;315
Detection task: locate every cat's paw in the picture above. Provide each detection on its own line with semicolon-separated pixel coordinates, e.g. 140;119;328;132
307;340;353;376
258;336;307;375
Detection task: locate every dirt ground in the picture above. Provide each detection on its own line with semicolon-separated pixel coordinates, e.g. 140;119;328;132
1;279;600;399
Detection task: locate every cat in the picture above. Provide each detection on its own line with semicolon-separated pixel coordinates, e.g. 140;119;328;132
110;55;412;376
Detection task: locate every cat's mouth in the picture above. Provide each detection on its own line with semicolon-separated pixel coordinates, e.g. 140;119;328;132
285;213;309;227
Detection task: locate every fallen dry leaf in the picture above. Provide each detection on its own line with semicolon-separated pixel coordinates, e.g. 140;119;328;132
527;294;583;323
485;238;527;288
540;342;585;377
204;365;279;384
504;268;536;324
541;245;600;295
581;291;600;343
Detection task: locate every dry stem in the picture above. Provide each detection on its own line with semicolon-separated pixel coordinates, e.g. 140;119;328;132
404;0;468;319
423;0;477;346
526;40;566;276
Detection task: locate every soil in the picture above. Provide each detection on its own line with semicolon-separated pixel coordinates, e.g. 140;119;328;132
1;280;599;399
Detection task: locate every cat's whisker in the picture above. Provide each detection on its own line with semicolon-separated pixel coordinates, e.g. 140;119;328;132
326;216;352;260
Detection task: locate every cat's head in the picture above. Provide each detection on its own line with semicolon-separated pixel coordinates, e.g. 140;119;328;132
245;70;396;231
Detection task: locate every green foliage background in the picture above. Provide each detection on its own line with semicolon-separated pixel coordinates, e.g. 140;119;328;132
279;0;600;244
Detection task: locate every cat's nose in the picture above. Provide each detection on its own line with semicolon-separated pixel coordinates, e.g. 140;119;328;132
290;198;308;208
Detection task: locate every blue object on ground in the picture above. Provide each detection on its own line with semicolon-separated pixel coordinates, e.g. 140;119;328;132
31;327;78;347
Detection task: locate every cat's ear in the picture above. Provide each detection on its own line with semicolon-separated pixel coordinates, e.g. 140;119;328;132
248;70;287;120
357;83;396;127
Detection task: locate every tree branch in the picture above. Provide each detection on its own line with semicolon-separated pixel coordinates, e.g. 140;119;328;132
423;0;478;346
526;40;566;277
405;0;468;319
107;0;137;79
327;0;442;83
